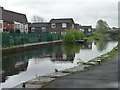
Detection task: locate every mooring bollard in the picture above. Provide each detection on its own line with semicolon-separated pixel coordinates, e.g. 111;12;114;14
22;82;26;88
97;60;101;65
55;69;58;72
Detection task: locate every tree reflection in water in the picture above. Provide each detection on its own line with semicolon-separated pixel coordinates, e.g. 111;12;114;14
96;39;108;52
63;43;82;61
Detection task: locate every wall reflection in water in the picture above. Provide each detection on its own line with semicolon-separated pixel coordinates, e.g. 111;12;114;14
2;42;92;83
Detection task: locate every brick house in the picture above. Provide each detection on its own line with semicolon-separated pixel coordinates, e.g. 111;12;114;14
0;6;28;33
80;26;92;36
49;18;75;35
29;22;50;34
29;18;80;35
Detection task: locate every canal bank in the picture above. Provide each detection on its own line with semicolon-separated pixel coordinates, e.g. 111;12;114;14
44;52;118;88
1;40;118;89
2;40;63;56
13;46;118;89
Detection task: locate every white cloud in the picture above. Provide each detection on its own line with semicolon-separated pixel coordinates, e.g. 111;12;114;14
0;0;119;27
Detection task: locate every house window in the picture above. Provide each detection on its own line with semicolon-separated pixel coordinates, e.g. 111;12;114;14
72;24;74;28
20;24;23;28
88;28;91;32
62;23;67;28
51;23;56;28
7;24;10;26
61;32;65;35
41;27;46;32
16;24;20;29
14;24;17;29
31;27;35;32
80;29;84;32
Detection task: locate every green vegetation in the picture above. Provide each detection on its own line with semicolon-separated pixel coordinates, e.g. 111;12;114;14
96;19;109;33
97;46;117;62
96;39;108;51
94;19;110;40
86;19;110;41
63;29;84;43
107;48;117;57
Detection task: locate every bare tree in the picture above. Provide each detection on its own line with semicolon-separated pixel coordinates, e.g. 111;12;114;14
31;15;45;23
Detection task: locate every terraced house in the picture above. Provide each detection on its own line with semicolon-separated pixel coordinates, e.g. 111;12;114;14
30;18;80;35
29;22;50;33
0;6;28;33
80;26;92;36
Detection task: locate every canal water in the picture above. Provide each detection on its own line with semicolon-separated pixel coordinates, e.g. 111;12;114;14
0;40;118;89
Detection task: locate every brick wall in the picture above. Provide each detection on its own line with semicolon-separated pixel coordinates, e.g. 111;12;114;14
3;22;14;32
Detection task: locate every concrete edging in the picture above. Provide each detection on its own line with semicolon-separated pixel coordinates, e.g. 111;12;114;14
2;40;63;56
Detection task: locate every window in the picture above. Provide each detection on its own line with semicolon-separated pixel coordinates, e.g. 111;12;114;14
31;27;35;32
7;24;10;26
72;24;74;28
51;23;56;28
61;32;65;35
20;24;23;28
88;28;91;32
80;29;84;32
62;23;67;28
41;27;46;32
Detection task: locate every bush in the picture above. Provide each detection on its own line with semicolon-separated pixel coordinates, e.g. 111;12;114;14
64;29;84;43
64;32;75;43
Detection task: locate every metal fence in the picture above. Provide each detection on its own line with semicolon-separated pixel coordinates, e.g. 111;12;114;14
2;32;62;48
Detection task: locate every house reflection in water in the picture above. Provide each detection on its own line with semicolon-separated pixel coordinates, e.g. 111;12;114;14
1;42;92;83
51;52;75;63
51;42;92;63
82;42;92;49
51;43;75;63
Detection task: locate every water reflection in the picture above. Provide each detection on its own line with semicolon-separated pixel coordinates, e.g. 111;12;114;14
2;43;62;83
95;39;108;51
62;43;80;62
2;42;93;84
1;41;118;88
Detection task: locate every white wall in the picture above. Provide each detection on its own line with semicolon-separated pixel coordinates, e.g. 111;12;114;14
0;20;3;32
14;21;28;33
24;24;28;33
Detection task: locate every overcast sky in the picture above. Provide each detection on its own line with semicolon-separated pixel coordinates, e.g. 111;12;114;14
0;0;119;27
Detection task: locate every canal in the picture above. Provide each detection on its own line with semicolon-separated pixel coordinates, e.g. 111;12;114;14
0;40;118;89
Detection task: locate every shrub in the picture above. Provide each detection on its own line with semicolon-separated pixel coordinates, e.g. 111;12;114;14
63;29;84;43
64;32;75;43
